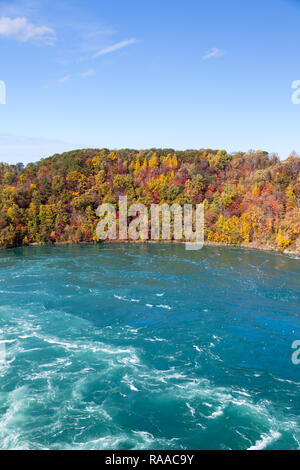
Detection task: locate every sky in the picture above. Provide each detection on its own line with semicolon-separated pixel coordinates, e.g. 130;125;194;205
0;0;300;164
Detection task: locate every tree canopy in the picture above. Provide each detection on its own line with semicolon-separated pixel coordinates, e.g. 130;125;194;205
0;148;299;253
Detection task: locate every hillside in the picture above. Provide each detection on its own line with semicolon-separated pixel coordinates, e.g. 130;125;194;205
0;148;299;253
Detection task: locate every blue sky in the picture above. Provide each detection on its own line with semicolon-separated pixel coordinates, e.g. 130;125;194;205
0;0;300;163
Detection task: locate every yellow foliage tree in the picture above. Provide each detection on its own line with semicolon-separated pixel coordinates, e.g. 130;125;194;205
276;228;291;251
149;153;159;169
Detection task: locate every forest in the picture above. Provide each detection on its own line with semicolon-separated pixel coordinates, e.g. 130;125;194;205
0;148;299;253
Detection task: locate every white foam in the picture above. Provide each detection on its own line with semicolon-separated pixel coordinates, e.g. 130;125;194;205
145;337;167;343
114;295;140;303
156;305;172;310
132;430;154;442
248;431;281;450
122;374;140;392
207;407;224;420
186;402;195;417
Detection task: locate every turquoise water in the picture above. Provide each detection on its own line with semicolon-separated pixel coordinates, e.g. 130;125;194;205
0;244;299;450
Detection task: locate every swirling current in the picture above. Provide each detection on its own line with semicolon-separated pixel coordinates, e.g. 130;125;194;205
0;244;299;450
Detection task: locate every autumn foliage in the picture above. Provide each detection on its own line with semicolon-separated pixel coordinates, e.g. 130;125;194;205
0;148;299;253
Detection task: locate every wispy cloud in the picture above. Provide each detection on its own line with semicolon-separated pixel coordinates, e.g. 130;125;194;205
58;75;71;84
0;16;56;45
44;75;71;88
94;38;137;57
202;47;225;60
81;69;96;77
46;70;96;88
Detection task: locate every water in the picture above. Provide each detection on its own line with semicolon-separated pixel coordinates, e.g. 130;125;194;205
0;243;299;450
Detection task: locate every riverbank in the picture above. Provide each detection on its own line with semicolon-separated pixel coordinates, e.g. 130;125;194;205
22;239;299;257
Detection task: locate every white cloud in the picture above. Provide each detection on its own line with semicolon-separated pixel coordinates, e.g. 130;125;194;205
44;75;71;88
81;69;96;77
94;38;137;57
0;16;56;45
202;47;225;60
58;75;71;84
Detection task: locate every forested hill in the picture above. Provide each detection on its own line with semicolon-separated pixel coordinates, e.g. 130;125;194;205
0;148;299;253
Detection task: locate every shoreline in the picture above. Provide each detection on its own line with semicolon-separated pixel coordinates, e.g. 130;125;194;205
3;239;297;257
